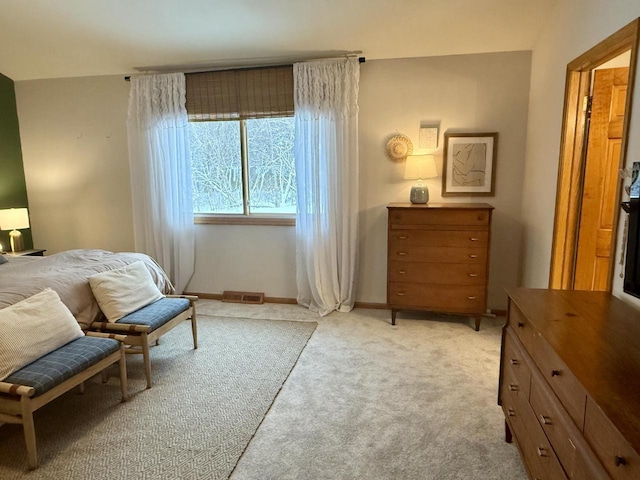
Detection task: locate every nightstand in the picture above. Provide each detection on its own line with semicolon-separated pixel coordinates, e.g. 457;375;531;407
4;249;46;257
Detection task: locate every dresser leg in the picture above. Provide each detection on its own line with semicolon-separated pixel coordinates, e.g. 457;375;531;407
505;420;512;443
475;316;481;331
391;310;396;326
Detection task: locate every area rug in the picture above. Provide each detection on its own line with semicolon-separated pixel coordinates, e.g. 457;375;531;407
0;316;317;479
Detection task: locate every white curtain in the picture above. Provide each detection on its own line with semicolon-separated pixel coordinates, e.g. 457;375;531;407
294;58;360;315
126;73;194;293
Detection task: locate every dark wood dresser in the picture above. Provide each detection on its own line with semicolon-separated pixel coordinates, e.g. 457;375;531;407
500;288;640;480
386;203;493;329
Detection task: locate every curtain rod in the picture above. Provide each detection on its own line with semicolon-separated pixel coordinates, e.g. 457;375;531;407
124;55;365;81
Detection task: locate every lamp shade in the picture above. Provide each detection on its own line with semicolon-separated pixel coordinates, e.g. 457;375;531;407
404;154;438;180
0;208;30;230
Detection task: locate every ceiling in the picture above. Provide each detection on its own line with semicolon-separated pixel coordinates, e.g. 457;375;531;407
0;0;559;81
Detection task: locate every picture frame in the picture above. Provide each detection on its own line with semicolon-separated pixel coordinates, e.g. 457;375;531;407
442;132;498;196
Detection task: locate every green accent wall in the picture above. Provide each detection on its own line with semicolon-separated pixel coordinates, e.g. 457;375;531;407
0;72;32;251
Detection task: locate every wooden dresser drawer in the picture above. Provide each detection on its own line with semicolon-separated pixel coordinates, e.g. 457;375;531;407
388;261;486;285
503;329;532;400
532;334;587;428
530;374;577;469
388;246;487;264
503;364;568;480
584;397;640;480
389;208;490;227
389;283;485;312
508;303;537;354
388;229;489;248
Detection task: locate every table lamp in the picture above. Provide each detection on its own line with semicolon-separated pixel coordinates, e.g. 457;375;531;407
0;208;30;252
404;155;438;204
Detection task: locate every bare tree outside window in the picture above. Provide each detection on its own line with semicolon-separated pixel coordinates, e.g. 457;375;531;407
189;117;296;215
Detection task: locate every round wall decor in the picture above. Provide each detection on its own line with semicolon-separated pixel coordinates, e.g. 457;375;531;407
385;134;414;162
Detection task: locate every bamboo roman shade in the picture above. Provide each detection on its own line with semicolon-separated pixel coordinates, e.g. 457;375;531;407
185;66;294;121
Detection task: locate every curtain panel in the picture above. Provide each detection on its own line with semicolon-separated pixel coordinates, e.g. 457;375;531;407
294;58;360;315
126;73;195;293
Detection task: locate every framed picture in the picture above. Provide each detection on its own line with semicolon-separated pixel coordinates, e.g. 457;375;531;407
442;132;498;196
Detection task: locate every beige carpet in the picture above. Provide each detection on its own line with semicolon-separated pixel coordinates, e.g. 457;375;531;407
0;315;317;479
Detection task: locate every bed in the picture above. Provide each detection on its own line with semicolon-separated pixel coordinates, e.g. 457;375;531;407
0;249;174;329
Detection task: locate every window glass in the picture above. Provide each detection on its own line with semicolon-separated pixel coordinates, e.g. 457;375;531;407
189;121;243;214
246;117;296;214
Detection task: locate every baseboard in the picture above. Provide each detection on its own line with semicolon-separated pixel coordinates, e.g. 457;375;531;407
185;292;505;315
353;301;389;310
184;292;298;305
184;292;389;309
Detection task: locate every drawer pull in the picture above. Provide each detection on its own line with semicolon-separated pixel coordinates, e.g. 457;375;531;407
469;237;479;241
510;359;519;366
397;292;406;296
517;322;525;328
614;456;627;467
397;235;408;240
536;447;548;458
507;408;516;417
539;415;552;425
468;273;478;277
397;252;407;256
551;369;561;377
467;296;477;300
398;270;407;275
508;384;519;392
469;254;478;258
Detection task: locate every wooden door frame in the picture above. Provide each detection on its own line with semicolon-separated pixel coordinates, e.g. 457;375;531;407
549;18;640;290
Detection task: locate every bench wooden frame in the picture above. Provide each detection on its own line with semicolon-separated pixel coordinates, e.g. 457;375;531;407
0;332;128;470
90;294;198;389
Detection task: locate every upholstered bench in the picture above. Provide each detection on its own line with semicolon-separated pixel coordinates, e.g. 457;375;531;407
0;332;128;470
90;295;198;389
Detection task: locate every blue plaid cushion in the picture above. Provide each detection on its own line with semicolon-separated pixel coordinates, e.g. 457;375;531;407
116;298;190;332
5;336;120;397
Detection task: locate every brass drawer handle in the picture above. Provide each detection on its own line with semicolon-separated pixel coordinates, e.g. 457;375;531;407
467;296;477;300
551;369;561;377
397;252;407;256
614;456;627;467
508;384;518;392
397;235;408;240
397;292;406;296
469;254;478;258
507;408;516;417
510;359;519;366
539;415;552;425
468;273;478;277
536;447;548;458
469;237;479;241
398;270;407;275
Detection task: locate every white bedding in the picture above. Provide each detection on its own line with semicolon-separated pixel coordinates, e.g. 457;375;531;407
0;249;174;328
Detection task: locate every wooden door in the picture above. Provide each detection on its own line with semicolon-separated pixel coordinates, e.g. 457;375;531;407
574;67;629;291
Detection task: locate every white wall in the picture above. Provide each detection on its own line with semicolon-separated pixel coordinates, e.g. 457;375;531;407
15;51;532;309
15;76;135;254
520;1;640;307
357;53;532;309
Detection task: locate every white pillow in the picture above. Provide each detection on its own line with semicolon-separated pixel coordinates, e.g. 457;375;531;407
89;261;164;322
0;288;84;381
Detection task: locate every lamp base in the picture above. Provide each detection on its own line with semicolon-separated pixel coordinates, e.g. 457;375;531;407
410;182;429;204
9;230;24;252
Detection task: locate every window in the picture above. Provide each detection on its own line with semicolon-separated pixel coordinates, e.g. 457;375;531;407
186;67;296;220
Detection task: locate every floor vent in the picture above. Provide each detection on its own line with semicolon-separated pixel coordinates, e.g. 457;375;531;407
222;291;265;304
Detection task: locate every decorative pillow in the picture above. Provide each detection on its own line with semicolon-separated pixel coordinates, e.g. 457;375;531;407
89;261;164;322
0;255;7;265
0;288;84;381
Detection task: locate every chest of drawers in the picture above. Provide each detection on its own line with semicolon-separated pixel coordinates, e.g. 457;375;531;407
500;288;640;480
386;203;493;329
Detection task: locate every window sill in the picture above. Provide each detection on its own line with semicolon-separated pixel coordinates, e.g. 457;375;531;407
194;215;295;226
